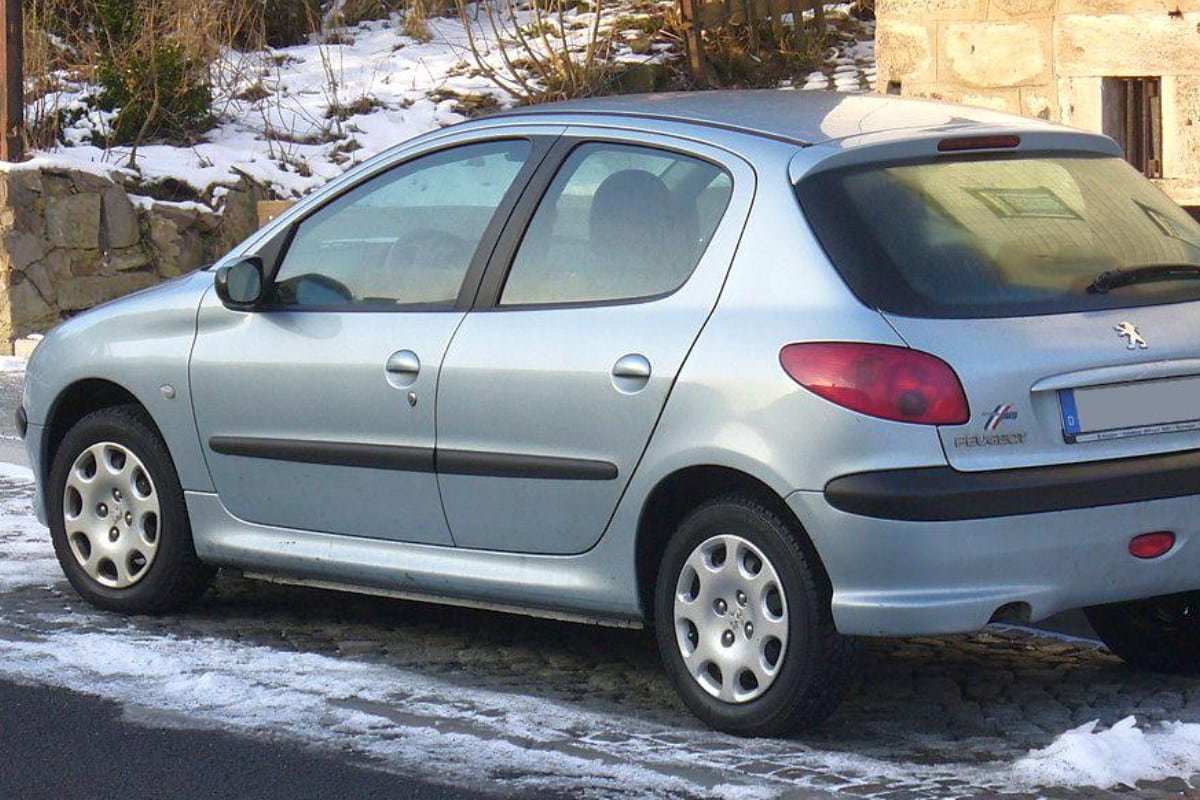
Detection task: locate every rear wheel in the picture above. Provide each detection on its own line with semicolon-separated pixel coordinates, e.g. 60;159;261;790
654;495;854;737
48;405;213;613
1084;592;1200;673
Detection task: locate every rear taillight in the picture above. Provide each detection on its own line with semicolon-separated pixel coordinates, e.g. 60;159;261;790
780;342;969;425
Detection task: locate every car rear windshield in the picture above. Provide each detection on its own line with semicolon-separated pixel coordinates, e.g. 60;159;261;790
796;153;1200;318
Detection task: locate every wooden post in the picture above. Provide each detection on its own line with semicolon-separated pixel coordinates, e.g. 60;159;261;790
678;0;707;85
0;0;22;162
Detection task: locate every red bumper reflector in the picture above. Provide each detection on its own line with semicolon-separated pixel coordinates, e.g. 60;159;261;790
1129;531;1175;559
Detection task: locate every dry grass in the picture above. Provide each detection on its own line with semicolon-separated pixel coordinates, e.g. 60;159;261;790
700;18;828;89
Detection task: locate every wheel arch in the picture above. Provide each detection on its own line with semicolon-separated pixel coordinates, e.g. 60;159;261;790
41;379;155;492
634;465;832;621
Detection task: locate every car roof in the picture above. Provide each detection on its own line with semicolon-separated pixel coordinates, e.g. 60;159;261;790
485;90;1062;147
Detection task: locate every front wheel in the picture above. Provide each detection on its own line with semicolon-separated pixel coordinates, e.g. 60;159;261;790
654;495;854;737
1085;592;1200;673
47;405;213;613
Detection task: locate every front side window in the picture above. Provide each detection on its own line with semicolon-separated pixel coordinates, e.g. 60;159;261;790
273;139;532;308
798;153;1200;318
500;143;733;306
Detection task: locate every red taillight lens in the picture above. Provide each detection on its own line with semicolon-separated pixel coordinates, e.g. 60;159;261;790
780;342;969;425
1129;531;1175;559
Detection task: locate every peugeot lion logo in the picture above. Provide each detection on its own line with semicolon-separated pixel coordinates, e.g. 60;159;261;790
1115;321;1148;350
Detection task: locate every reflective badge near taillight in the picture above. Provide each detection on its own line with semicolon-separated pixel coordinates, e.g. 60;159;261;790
779;342;970;425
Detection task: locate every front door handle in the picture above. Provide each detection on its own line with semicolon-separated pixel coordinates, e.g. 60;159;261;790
612;354;651;394
385;350;420;388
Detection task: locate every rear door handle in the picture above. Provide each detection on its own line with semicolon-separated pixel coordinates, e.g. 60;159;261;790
612;354;651;394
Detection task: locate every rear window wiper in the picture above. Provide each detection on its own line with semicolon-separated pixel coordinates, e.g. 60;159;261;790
1087;263;1200;294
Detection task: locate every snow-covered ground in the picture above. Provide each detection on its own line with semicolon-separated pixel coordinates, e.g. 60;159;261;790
37;14;503;197
25;3;876;201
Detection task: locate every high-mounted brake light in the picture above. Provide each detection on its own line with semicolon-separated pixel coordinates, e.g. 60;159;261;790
780;343;969;425
937;135;1021;152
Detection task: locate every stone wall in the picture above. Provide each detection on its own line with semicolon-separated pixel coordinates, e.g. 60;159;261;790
875;0;1200;207
0;166;266;351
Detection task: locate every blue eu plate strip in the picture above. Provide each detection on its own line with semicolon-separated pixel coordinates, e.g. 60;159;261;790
1059;389;1081;436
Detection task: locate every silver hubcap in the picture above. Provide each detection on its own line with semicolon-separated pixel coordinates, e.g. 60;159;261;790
62;442;161;589
673;534;788;703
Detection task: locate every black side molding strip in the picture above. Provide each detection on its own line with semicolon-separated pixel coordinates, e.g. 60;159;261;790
824;448;1200;522
209;436;435;473
438;449;617;481
208;437;617;481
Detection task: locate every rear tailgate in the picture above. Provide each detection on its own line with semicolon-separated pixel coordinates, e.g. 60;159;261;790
795;140;1200;474
884;303;1200;471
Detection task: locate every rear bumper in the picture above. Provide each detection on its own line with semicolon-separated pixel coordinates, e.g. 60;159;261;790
788;486;1200;637
824;447;1200;521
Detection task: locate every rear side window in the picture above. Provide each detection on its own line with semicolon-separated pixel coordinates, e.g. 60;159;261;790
500;143;733;306
797;153;1200;318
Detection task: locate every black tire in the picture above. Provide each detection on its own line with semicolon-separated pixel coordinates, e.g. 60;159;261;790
47;405;214;613
1084;592;1200;673
654;495;855;737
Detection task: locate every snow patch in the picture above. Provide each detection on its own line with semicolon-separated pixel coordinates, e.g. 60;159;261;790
0;463;32;481
0;472;58;593
1014;716;1200;789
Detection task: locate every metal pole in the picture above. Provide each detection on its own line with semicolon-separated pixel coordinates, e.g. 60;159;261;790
0;0;23;162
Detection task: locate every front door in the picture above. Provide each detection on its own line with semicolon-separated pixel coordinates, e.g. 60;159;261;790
190;137;542;544
436;135;754;554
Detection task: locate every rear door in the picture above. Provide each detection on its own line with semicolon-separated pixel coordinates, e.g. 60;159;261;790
797;147;1200;471
434;131;755;554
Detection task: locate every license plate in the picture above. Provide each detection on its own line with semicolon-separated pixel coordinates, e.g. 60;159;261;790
1060;376;1200;443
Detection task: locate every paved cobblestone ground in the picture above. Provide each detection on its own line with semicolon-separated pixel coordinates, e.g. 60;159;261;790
2;467;1199;797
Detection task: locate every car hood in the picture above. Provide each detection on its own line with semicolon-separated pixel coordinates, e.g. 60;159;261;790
36;270;210;347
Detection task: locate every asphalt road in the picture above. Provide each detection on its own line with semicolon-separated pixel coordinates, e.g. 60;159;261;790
0;679;506;800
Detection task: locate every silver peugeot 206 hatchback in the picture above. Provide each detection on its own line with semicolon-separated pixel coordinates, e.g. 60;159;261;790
21;91;1200;736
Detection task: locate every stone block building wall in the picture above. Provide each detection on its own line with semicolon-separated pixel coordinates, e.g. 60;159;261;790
875;0;1200;208
0;166;266;352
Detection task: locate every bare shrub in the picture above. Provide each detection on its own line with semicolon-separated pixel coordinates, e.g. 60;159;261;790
93;0;216;152
457;0;615;104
